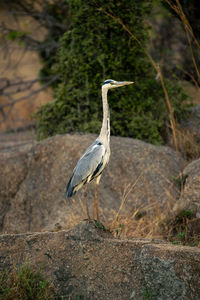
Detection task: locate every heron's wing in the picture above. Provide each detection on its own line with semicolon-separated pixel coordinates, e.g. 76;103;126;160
66;141;106;197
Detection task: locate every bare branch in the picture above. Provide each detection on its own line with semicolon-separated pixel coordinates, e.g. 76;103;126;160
0;0;66;130
0;75;59;124
0;75;59;110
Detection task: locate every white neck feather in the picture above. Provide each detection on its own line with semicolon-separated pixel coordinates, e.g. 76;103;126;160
99;87;110;145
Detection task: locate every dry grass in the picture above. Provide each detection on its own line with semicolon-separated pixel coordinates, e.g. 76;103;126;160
165;0;200;83
69;198;200;247
107;205;200;247
175;127;200;160
107;169;200;246
105;172;174;240
161;209;200;246
63;171;200;247
164;0;200;159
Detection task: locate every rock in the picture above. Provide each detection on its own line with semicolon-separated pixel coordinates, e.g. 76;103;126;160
175;158;200;218
0;131;36;151
0;132;36;231
180;105;200;142
107;136;184;216
0;221;200;299
0;133;185;233
68;220;111;241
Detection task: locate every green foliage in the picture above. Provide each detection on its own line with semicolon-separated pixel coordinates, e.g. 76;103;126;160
6;30;28;41
181;209;193;219
163;209;200;246
0;264;52;300
142;287;155;299
6;30;29;47
115;223;124;235
172;174;188;191
94;220;107;230
35;0;189;144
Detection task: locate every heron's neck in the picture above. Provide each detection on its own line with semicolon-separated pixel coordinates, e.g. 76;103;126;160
99;88;110;144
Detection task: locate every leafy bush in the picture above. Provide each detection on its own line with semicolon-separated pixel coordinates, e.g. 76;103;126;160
35;0;189;144
0;264;53;300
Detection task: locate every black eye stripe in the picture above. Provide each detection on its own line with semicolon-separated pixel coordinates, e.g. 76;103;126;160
103;80;113;85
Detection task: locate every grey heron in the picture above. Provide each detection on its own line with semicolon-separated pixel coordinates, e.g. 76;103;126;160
66;79;133;220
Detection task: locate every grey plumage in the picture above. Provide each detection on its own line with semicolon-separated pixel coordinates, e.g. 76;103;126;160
66;140;106;197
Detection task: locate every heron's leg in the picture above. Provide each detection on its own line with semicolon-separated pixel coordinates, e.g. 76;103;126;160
93;176;101;221
84;185;90;220
92;184;99;220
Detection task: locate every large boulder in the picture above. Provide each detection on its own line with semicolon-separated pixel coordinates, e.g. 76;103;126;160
180;105;200;141
0;133;185;233
0;132;36;231
0;221;200;299
174;158;200;218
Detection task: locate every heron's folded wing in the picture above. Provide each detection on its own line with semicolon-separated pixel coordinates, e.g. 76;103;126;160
69;142;106;188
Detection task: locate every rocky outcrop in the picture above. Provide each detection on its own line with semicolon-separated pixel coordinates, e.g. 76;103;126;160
0;221;200;300
175;158;200;218
180;105;200;142
0;133;185;233
0;132;36;231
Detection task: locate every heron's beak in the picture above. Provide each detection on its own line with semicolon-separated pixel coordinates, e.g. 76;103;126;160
115;81;134;87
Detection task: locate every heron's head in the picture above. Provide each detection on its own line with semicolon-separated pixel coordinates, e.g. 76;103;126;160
102;79;133;90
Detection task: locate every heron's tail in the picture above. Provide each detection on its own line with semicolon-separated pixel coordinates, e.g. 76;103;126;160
66;177;74;198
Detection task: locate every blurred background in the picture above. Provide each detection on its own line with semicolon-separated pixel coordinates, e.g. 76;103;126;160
0;0;55;132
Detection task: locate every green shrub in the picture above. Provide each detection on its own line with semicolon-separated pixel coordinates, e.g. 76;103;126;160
0;264;53;300
35;0;189;144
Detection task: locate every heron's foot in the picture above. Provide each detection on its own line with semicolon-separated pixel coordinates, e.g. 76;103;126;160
83;217;93;223
82;219;108;232
83;218;102;226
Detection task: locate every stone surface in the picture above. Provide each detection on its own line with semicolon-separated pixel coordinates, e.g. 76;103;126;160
176;158;200;218
0;132;36;231
0;221;200;300
180;105;200;142
0;133;185;233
